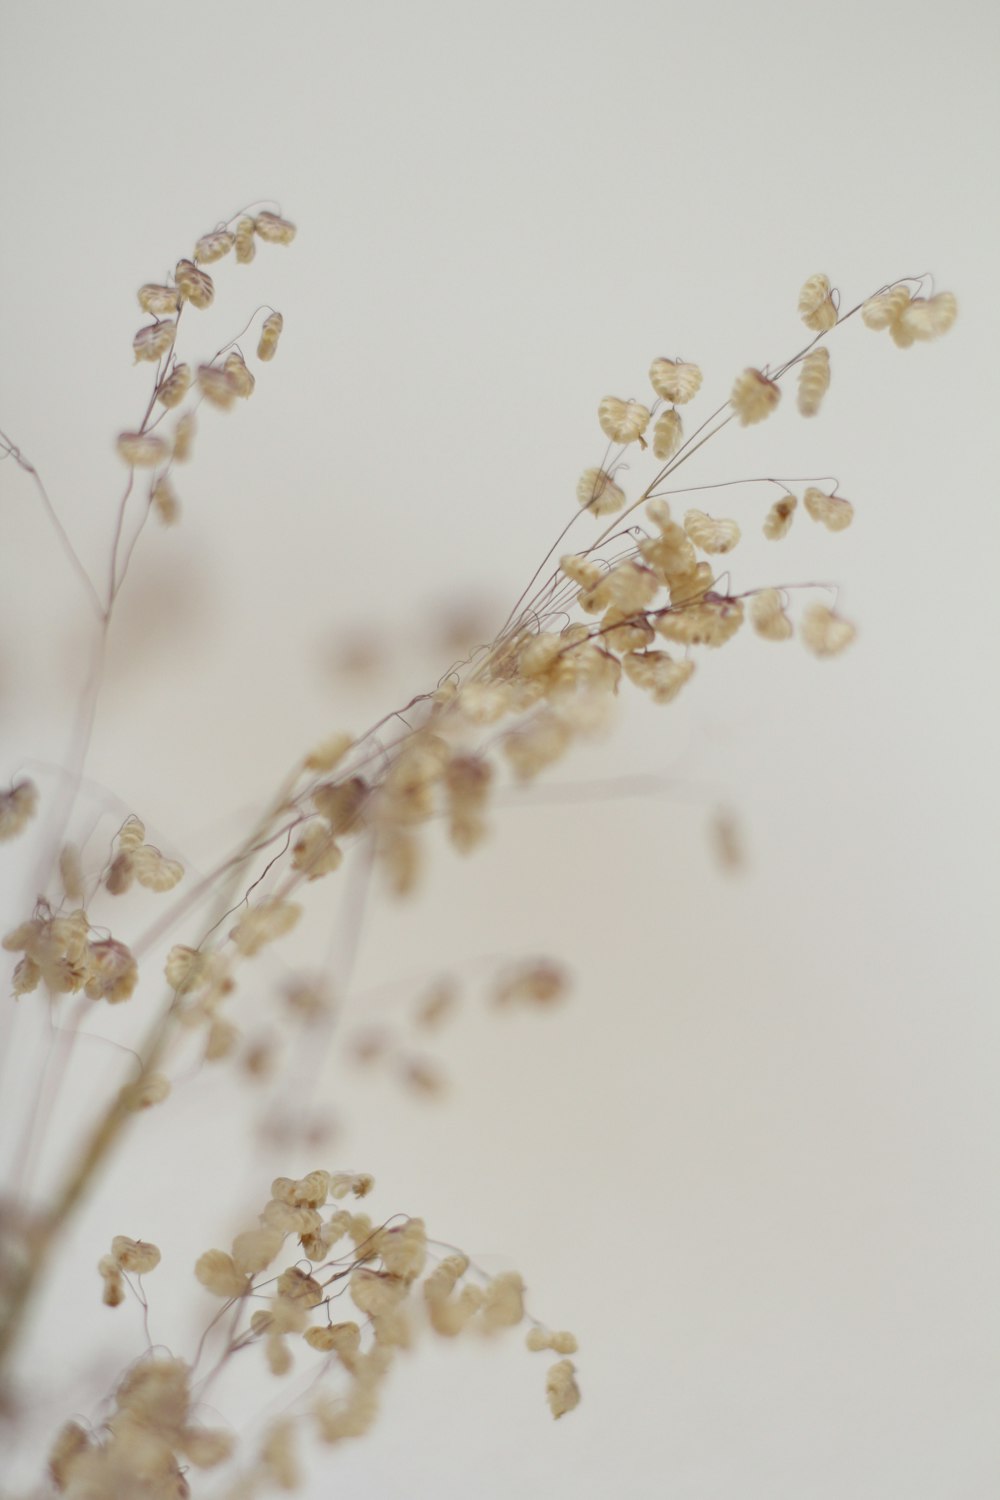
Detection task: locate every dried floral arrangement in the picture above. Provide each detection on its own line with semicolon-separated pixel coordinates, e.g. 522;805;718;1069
0;206;956;1496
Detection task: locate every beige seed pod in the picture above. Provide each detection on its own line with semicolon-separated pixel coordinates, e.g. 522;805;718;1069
379;1218;427;1281
155;362;191;409
205;1018;239;1062
684;509;741;554
0;779;38;842
174;259;214;309
494;959;568;1007
797;273;837;331
98;1255;124;1307
223;350;255;398
804;486;853;531
194;229;235;264
266;1333;292;1375
750;588;793;641
763;493;797;540
234;216;257;263
58;845;84;902
563;555;602;594
85;939;138;1004
151;476;179;526
801;602;856;657
255;211;297;244
105;851;133;894
797;346;831;416
118;816;145;850
138;283;180;316
656;595;744;648
196;364;238;409
232;1226;284;1276
172;410;195;463
575;466;625;516
652;407;683;461
111;1235;161;1274
328;1171;373;1200
648;357;702;404
116;431;167;468
898;291;958;341
304;731;354;774
350;1269;406;1318
292;823;343;879
131;843;184;891
120;1072;170;1110
546;1359;581;1419
481;1271;525;1330
132;320;176;363
645;496;672;530
623;650;695;704
304;1325;341;1352
47;1419;93;1489
861;284;912;331
257;310;284;361
195;1249;250;1298
230;898;302;957
598;396;650;444
730;368;780;425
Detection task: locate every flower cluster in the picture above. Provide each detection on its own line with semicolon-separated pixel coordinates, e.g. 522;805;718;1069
53;1171;576;1496
1;230;958;1495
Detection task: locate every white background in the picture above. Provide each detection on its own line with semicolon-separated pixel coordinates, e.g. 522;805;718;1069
1;1;998;1496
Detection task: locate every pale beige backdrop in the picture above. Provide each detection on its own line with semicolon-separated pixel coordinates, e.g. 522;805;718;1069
1;0;998;1496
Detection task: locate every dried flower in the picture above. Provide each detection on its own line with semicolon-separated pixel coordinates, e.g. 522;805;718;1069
224;350;255;398
623;650;696;704
255;211;297;245
801;602;856;657
119;1072;171;1110
575;466;625;516
116;431;167;467
97;1255;124;1307
481;1271;525;1330
174;259;214;309
897;291;958;343
750;588;792;642
0;779;38;842
172;410;195;462
194;229;235;264
234;215;257;263
597;396;650;445
155;363;191;409
651;407;683;461
151;475;179;525
196;364;239;410
797;346;831;416
803;486;853;531
494;959;568;1007
798;273;837;332
195;1249;250;1299
546;1359;581;1418
763;493;796;540
84;938;138;1003
111;1236;161;1275
648;357;702;403
683;509;740;554
132;320;176;363
861;284;912;332
730;368;781;425
257;310;284;361
137;283;180;316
